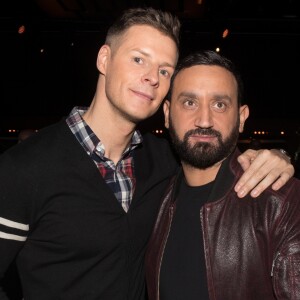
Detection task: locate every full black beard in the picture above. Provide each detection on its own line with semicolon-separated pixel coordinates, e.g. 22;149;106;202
168;118;240;169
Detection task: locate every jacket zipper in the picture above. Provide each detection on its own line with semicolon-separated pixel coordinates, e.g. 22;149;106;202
271;251;280;277
157;205;174;299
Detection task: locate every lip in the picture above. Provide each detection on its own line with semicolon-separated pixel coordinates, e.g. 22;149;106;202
131;89;154;101
190;134;216;142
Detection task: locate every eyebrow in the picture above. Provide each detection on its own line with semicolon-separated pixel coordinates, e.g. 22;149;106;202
177;91;198;99
212;94;232;102
177;91;232;102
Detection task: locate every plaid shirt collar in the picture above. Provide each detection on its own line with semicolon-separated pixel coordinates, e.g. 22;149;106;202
66;106;143;160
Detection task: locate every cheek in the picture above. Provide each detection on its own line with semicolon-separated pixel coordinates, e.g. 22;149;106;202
107;72;131;96
215;115;237;133
111;63;132;81
158;84;171;99
162;75;173;88
173;119;190;138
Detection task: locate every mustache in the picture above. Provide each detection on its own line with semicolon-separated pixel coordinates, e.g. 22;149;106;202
184;128;221;139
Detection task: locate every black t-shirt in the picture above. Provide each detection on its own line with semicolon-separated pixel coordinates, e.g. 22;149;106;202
160;178;212;300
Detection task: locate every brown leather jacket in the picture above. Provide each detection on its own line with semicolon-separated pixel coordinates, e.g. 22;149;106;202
145;149;300;300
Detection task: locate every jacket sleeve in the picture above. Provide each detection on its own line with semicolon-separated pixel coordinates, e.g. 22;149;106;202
0;151;30;299
272;179;300;300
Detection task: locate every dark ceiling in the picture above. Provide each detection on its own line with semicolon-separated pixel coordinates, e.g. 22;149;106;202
1;0;300;31
1;0;300;130
1;0;299;19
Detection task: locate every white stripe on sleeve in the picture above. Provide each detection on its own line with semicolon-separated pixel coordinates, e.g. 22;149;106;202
0;217;29;231
0;231;27;241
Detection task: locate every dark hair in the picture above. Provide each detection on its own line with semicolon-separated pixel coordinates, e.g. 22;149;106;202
168;50;244;106
105;7;181;49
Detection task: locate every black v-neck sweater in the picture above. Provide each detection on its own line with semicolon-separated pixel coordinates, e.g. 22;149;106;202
0;120;178;300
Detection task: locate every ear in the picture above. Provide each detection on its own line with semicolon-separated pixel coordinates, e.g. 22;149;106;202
239;104;249;133
96;45;110;75
163;100;171;129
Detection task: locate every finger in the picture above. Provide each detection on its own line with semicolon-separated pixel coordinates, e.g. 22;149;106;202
235;153;270;196
249;171;290;198
236;158;294;198
235;167;267;198
237;149;258;171
235;149;281;197
271;165;295;190
249;173;280;198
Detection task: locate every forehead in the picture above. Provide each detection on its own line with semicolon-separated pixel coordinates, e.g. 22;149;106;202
115;25;178;57
173;65;237;95
121;24;171;41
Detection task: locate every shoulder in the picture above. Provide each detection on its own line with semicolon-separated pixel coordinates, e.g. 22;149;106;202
141;133;177;160
134;132;179;173
275;176;300;200
0;120;79;170
142;132;171;149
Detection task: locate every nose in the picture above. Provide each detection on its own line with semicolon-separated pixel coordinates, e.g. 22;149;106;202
142;67;159;87
194;105;213;129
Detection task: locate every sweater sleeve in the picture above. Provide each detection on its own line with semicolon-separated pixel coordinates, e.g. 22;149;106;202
0;150;30;298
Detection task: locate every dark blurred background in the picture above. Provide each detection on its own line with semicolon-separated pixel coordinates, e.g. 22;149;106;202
1;2;300;296
1;0;300;163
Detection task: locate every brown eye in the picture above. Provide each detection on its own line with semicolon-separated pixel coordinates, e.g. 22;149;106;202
212;102;226;112
183;99;197;110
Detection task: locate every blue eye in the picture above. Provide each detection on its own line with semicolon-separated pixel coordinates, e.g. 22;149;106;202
133;57;143;64
159;69;169;77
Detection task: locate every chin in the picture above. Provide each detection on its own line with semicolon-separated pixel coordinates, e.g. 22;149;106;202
131;110;156;122
126;113;149;124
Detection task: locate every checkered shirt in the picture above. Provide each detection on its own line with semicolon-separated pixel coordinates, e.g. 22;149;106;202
66;107;142;212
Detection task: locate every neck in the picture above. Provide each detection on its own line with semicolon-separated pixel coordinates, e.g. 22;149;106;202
83;91;137;165
181;160;223;187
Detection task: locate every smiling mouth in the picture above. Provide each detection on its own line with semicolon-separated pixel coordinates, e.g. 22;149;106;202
132;90;154;101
